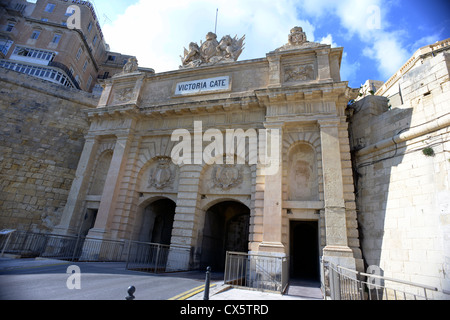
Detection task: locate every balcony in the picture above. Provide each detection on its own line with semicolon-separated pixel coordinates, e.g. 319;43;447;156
0;59;80;90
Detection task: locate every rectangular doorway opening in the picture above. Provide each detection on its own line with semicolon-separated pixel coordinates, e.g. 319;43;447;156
289;220;320;281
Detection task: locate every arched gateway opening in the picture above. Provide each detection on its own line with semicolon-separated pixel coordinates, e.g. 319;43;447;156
138;198;176;244
200;201;250;271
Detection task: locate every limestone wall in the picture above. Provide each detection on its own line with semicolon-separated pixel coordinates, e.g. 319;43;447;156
349;49;450;298
0;68;98;232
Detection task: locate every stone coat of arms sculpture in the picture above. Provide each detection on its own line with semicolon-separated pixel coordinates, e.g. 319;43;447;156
180;32;245;68
147;157;175;189
212;164;243;190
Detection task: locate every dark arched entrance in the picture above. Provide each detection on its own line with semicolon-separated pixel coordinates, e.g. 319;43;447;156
200;201;250;271
290;220;320;280
138;198;176;245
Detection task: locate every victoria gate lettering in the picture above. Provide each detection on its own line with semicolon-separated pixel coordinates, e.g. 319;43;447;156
174;76;230;95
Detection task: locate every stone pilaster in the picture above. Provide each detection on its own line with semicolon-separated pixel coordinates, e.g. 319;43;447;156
53;135;99;235
258;122;285;255
316;48;332;81
87;132;134;239
318;119;355;268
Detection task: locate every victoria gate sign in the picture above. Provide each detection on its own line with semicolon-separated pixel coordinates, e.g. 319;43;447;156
174;76;231;96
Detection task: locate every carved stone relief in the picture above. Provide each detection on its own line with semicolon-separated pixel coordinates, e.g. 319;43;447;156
212;164;243;190
112;86;134;104
284;64;315;82
147;156;175;189
287;143;318;200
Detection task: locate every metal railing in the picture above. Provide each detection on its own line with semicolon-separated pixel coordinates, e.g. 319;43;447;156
125;241;191;273
0;231;193;273
0;231;125;262
322;260;440;300
224;251;289;294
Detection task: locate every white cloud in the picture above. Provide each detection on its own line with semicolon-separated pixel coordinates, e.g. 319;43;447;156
100;0;430;82
362;33;410;79
319;34;337;47
102;0;312;73
297;0;412;81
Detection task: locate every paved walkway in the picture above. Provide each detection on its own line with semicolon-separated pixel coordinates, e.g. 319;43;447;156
188;278;323;300
0;257;323;300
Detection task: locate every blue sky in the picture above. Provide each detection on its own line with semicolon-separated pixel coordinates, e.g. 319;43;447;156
89;0;450;88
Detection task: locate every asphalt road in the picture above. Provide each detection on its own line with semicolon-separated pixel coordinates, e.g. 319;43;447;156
0;259;221;300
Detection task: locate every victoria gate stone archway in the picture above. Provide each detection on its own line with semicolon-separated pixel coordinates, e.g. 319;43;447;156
200;201;250;271
137;198;176;245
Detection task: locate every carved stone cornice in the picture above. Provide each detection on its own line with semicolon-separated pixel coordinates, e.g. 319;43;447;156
255;81;349;106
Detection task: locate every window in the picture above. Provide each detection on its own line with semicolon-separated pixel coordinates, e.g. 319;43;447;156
76;47;83;60
6;22;15;32
51;34;61;44
87;75;93;89
87;21;93;32
12;46;55;61
41;18;48;22
83;60;88;72
30;30;40;40
44;3;56;13
92;35;98;46
107;55;116;62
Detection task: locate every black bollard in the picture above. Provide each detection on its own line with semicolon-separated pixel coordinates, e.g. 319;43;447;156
203;266;211;300
126;285;136;300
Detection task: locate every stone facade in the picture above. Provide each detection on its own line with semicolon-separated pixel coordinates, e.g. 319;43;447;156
0;67;97;232
54;28;363;276
349;38;450;298
2;21;448;298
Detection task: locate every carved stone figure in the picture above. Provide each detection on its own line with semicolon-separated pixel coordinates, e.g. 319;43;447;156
180;32;245;68
201;32;220;63
216;34;245;62
148;157;174;189
182;42;203;68
123;57;139;73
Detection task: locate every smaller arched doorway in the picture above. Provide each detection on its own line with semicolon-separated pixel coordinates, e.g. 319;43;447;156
138;198;176;245
200;201;250;271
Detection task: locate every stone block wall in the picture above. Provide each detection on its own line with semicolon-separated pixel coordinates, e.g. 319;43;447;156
0;68;98;232
349;49;450;298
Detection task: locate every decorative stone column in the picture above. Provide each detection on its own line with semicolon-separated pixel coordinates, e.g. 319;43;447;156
53;135;99;235
87;132;134;240
318;119;355;269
